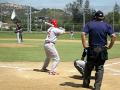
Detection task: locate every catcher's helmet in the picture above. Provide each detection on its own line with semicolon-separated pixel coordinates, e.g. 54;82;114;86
50;19;58;28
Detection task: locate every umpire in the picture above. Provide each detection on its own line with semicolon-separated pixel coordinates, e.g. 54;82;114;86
81;10;116;90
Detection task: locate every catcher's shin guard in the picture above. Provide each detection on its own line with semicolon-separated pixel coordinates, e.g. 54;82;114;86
74;59;85;76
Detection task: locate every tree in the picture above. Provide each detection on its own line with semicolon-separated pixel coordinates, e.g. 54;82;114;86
105;12;113;24
65;0;83;23
113;3;120;32
114;3;120;23
84;0;91;22
65;0;95;23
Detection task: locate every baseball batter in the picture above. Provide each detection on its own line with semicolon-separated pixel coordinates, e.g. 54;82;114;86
41;19;65;75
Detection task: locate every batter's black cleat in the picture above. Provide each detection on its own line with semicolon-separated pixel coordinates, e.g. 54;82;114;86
40;68;49;72
33;68;49;72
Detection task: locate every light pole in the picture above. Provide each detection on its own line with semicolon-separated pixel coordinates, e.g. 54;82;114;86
83;8;86;27
27;6;29;32
27;0;32;32
113;9;115;30
82;0;86;28
54;8;56;18
29;5;31;32
0;7;2;31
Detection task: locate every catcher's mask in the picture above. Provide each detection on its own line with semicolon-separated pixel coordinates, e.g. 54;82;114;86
50;19;58;28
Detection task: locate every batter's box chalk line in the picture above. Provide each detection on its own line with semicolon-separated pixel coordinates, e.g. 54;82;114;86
105;62;120;67
0;65;33;71
105;62;120;75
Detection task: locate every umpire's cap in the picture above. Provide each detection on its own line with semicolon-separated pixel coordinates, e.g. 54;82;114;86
95;10;104;20
95;10;104;17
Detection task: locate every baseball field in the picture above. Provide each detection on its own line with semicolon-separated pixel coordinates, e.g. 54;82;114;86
0;32;120;90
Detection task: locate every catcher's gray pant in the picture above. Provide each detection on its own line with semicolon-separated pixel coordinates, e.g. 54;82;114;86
74;59;86;76
42;43;60;72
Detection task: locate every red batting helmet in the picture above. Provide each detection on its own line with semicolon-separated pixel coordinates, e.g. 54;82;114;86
50;19;58;28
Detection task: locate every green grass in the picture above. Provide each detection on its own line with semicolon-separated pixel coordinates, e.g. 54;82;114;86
0;31;46;39
0;31;81;40
108;44;120;59
0;31;120;40
0;39;120;62
0;39;82;62
0;31;120;62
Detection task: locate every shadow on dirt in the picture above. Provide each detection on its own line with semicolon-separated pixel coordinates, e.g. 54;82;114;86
70;75;95;80
60;82;82;88
33;68;49;73
60;82;93;89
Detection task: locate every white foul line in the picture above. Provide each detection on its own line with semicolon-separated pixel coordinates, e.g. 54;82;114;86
0;61;119;74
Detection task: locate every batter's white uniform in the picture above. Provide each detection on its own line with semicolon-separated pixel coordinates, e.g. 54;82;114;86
42;26;65;73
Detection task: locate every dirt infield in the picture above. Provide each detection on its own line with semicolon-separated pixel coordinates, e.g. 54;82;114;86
0;58;120;90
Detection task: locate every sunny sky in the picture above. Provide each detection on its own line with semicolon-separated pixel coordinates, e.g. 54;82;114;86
0;0;120;13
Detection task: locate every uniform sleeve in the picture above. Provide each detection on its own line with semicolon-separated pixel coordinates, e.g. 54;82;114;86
107;24;115;36
54;28;65;35
82;23;89;34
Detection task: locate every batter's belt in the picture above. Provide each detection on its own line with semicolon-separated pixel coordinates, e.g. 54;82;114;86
45;41;55;44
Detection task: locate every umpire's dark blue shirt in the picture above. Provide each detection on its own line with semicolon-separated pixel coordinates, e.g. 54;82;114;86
82;20;114;46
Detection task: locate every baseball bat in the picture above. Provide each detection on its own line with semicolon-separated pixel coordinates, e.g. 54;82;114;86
45;22;54;27
44;21;65;31
38;17;65;29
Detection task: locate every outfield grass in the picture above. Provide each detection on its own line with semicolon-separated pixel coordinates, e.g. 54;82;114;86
0;31;120;40
0;32;120;62
0;31;81;40
0;39;82;62
0;39;120;62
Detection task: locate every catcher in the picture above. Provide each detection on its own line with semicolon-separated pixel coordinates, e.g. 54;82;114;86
74;48;87;76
